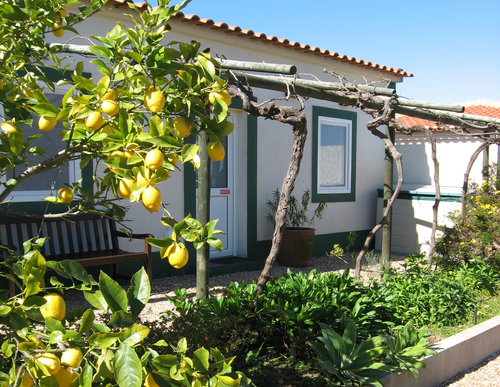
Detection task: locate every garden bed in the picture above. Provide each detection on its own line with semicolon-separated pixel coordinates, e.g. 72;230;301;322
379;315;500;387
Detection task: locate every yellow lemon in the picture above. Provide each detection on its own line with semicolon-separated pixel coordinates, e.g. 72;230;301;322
52;21;65;38
206;142;225;162
58;187;73;204
144;372;162;387
102;100;119;116
85;111;105;131
61;348;83;368
173;117;191;138
1;121;17;133
54;367;77;387
209;89;231;106
37;353;61;375
38;116;57;132
144;89;165;113
58;9;68;17
102;89;117;101
142;186;161;213
167;243;188;269
118;177;135;199
40;293;66;321
145;149;164;171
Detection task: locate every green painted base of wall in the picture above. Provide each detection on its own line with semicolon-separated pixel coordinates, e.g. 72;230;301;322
250;229;372;261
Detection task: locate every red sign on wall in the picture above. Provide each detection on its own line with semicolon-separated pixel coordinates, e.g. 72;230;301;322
220;189;230;195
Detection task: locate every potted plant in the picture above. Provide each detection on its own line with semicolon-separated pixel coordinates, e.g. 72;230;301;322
267;189;327;267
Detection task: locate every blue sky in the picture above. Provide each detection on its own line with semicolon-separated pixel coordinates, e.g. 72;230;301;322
145;0;500;105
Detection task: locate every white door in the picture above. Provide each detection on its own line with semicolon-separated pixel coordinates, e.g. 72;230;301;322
196;116;235;258
209;131;234;258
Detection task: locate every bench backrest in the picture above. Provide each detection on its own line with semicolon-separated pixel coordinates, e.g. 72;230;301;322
0;214;120;259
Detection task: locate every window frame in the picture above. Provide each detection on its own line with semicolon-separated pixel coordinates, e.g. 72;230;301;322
312;106;357;203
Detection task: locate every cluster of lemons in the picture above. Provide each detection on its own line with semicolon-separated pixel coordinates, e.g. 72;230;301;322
12;294;81;387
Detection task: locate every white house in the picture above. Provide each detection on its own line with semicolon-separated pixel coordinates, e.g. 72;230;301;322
375;100;500;255
5;0;414;279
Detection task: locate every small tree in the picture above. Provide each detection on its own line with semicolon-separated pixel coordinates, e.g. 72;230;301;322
0;1;244;386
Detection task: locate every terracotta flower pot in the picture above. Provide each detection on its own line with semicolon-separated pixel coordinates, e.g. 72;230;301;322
277;227;316;267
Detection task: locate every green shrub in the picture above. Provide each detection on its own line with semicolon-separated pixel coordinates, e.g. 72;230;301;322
377;255;477;327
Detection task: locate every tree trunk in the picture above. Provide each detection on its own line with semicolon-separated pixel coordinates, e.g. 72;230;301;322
256;120;308;295
226;84;308;295
381;126;395;263
424;128;440;265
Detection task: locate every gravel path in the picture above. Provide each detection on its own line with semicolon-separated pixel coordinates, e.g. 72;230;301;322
64;255;500;385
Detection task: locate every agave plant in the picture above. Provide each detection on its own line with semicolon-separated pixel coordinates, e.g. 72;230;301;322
381;322;435;378
308;320;390;387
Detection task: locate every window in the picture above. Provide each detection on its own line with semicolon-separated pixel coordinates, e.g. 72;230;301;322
312;106;356;202
1;68;92;203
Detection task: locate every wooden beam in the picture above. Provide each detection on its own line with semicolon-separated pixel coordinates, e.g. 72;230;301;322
215;59;297;74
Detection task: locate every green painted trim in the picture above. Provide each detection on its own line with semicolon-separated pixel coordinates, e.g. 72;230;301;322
311;106;357;203
246;113;260;258
376;188;462;202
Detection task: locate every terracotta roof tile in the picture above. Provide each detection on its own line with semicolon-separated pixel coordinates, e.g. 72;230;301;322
396;100;500;128
106;0;412;77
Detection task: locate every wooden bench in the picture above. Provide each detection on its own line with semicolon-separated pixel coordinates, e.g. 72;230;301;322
0;213;153;293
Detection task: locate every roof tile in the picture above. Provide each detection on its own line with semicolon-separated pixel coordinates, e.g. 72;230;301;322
106;0;412;77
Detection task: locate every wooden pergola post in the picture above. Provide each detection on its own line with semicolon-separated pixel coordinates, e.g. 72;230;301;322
196;131;211;299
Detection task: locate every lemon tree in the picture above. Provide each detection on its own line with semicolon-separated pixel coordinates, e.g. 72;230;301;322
0;1;239;385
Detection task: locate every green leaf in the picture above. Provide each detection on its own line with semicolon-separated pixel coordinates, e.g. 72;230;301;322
99;271;128;313
84;290;108;311
115;344;142;387
127;268;151;320
80;363;93;387
88;332;120;348
60;260;92;284
147;237;174;249
30;103;59;117
149;115;164;137
216;374;243;387
342;319;357;355
45;317;66;333
206;238;223;252
89;45;111;61
108;311;134;328
203;220;218;238
79;309;95;335
120;324;150;347
192;347;210;374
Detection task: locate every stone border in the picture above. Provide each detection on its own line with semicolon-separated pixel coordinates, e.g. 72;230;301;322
379;315;500;386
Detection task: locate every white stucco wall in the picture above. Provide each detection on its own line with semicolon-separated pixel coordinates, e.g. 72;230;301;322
396;133;499;189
